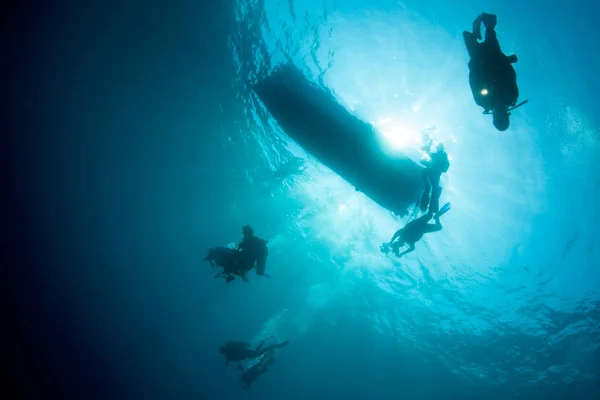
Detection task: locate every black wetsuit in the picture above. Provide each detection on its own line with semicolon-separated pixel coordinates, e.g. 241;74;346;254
238;236;268;275
396;213;441;244
463;15;519;113
420;149;449;213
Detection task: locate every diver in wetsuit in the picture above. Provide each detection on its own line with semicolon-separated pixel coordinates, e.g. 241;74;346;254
419;136;450;214
238;225;269;277
204;225;270;283
220;339;289;366
238;349;277;390
463;13;524;131
382;203;451;258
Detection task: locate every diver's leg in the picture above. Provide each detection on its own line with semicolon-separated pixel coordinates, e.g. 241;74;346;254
483;22;501;54
423;218;442;234
481;13;497;30
420;174;431;212
413;211;434;225
429;178;442;214
262;340;289;354
462;31;479;59
429;187;440;214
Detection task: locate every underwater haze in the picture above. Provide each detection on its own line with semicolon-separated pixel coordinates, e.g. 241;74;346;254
6;0;600;399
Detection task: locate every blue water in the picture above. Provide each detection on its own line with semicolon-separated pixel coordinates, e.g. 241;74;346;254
8;0;600;399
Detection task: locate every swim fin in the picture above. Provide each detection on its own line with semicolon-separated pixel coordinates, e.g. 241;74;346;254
435;202;451;218
481;13;497;30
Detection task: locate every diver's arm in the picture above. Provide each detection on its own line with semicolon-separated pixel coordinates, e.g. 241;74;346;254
389;229;403;244
398;243;415;257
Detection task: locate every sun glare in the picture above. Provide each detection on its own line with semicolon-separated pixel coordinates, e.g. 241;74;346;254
374;116;422;151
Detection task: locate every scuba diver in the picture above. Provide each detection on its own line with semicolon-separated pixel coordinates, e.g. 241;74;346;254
238;225;269;277
220;339;289;366
204;225;270;283
419;132;450;214
463;13;528;131
381;202;451;258
239;349;277;390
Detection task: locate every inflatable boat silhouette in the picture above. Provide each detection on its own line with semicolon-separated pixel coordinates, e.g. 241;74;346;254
254;65;423;216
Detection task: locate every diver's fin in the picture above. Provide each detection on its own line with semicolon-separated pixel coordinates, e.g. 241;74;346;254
435;202;451;218
481;13;496;30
